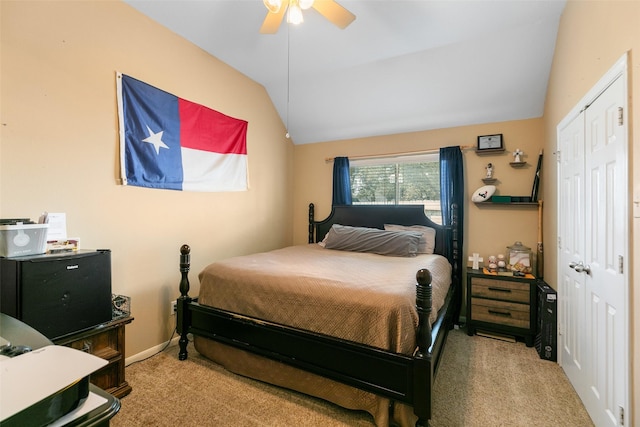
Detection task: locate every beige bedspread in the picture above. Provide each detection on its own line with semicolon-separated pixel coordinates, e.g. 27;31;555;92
198;243;451;354
194;244;452;426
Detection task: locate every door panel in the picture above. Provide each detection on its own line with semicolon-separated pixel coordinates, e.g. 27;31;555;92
558;109;587;395
558;73;628;427
582;75;627;426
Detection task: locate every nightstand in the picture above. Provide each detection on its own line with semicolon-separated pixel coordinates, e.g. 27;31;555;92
53;316;133;398
466;268;536;346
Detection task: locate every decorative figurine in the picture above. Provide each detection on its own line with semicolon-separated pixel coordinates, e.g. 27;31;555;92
468;252;483;270
513;148;523;163
485;163;493;179
487;255;497;271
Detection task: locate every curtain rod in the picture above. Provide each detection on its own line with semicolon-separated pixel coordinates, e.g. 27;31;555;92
324;145;475;162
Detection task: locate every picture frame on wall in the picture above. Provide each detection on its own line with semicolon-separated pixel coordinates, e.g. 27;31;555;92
476;134;504;152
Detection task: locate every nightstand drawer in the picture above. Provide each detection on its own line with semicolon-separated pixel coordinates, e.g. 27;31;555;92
471;297;530;329
470;277;530;303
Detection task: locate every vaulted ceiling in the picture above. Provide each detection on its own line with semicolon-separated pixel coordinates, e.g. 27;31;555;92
124;0;566;145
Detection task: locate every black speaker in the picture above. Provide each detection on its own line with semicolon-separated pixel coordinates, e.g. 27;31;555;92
535;281;557;361
0;250;112;340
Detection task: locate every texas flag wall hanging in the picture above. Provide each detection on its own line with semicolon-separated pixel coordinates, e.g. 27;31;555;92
116;73;248;192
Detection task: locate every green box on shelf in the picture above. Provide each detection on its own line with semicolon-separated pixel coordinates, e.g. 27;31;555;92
490;195;512;203
512;196;533;203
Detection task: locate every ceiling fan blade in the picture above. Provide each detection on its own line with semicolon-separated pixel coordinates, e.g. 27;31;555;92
312;0;355;29
260;5;287;34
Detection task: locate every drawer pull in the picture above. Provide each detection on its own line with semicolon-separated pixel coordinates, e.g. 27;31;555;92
488;309;512;317
488;287;512;293
82;341;93;353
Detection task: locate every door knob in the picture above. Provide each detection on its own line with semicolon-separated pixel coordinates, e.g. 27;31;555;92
569;261;591;274
574;263;591;275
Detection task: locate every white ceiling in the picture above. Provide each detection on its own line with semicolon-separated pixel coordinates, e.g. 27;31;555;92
124;0;566;145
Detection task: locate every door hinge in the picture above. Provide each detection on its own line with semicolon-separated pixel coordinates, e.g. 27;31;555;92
619;405;624;426
618;107;624;126
618;255;624;274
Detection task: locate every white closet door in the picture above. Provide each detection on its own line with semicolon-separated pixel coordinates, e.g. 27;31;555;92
558;105;587;397
557;64;629;427
581;75;628;427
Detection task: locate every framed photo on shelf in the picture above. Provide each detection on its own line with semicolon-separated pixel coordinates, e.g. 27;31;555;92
476;134;504;152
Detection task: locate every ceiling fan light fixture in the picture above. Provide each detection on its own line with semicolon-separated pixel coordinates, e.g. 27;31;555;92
263;0;282;14
299;0;314;10
287;2;304;25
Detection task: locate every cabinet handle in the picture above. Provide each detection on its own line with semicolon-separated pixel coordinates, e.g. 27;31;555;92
488;309;512;317
82;340;93;353
488;287;512;293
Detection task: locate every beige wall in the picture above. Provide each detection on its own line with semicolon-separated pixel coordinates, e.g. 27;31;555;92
293;119;544;265
2;0;638;421
292;120;544;333
542;1;640;424
0;1;294;357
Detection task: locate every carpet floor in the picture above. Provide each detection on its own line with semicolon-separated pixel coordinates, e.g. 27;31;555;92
111;328;594;426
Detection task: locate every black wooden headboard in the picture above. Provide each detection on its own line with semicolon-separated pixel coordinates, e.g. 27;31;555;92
308;203;453;264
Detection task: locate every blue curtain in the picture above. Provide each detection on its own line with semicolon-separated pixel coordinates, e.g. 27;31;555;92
440;146;464;316
440;146;463;228
332;157;352;206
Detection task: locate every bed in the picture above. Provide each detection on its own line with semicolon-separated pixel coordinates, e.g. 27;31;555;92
176;203;462;427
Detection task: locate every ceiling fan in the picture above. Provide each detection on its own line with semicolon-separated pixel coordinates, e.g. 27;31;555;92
260;0;356;34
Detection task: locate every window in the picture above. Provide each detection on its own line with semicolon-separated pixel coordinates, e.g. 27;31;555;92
349;153;442;224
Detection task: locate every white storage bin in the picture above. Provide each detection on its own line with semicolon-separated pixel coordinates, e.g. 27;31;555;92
0;224;49;257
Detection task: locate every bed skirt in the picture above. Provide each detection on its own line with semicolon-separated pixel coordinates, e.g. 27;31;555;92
194;337;417;427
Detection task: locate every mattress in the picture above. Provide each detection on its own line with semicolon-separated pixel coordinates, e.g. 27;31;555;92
197;243;451;354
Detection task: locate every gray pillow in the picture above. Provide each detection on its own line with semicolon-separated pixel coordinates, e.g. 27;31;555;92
384;224;436;254
323;224;422;257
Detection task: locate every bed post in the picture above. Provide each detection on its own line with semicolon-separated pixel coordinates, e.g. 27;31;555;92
413;268;433;427
415;268;433;354
177;244;192;361
308;203;315;243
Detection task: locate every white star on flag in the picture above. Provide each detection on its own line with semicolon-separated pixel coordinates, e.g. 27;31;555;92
142;125;169;155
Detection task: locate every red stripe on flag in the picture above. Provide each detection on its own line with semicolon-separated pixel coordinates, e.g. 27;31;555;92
178;98;247;155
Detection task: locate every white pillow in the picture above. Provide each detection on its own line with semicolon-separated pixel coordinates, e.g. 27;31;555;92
384;224;436;254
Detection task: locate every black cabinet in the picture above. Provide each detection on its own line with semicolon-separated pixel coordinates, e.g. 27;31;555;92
0;250;112;340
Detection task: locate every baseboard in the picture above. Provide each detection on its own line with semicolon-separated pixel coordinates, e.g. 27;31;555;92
125;335;180;366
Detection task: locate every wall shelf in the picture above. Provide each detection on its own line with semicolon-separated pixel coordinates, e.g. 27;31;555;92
509;161;527;167
475;201;539;206
475;148;505;155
